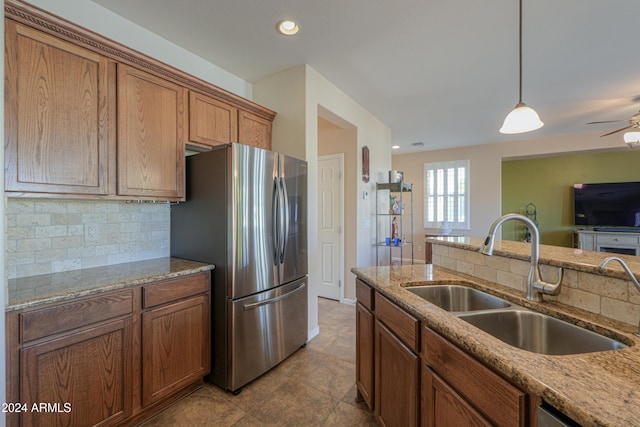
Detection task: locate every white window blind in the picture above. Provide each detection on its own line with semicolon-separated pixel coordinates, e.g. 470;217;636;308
424;160;470;230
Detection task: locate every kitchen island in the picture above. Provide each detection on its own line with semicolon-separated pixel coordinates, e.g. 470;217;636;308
6;257;214;427
353;237;640;426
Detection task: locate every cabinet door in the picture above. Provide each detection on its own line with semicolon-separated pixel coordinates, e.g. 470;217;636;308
374;319;420;427
21;319;133;427
5;21;114;195
422;326;527;426
117;64;185;200
238;110;272;150
188;91;238;148
142;294;210;406
356;302;374;410
578;233;595;251
423;367;492;427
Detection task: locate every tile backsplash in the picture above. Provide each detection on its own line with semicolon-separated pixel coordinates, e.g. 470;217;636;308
6;198;170;279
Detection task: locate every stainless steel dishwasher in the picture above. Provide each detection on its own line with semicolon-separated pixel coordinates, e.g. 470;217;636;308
538;405;579;427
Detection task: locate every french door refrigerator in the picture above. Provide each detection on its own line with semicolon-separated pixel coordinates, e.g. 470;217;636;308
170;143;308;393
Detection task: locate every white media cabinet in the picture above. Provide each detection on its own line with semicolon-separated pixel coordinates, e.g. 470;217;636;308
574;230;640;256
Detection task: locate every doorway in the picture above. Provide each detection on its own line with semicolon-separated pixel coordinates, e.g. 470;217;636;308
318;154;344;301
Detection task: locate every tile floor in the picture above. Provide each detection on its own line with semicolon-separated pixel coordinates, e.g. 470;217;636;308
141;297;377;426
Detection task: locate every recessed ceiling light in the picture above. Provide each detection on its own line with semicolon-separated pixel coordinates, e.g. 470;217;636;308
277;20;300;36
392;145;400;149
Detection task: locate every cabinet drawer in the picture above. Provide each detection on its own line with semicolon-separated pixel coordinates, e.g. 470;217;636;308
356;279;374;311
597;234;639;246
422;326;525;427
374;292;419;352
143;272;210;308
21;290;133;343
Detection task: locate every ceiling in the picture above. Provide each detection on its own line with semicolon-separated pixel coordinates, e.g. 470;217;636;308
93;0;640;154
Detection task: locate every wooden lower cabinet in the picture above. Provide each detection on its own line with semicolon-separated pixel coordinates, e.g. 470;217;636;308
423;367;492;427
355;302;374;410
374;320;420;427
355;279;375;410
354;284;537;426
422;326;531;427
21;318;133;427
142;294;210;406
7;271;211;427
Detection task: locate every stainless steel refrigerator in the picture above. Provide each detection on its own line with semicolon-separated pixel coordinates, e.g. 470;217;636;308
170;143;308;393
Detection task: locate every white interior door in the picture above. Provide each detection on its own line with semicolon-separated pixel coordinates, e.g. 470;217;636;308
318;155;343;301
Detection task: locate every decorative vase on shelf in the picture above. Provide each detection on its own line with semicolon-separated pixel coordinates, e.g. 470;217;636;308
392;217;399;240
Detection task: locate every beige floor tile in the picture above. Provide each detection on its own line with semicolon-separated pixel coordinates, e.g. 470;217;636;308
323;401;378;426
142;298;369;426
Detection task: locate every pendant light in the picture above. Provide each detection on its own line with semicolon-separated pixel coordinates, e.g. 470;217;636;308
500;0;543;134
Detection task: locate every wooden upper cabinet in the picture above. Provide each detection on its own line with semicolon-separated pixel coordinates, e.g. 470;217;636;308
4;21;115;195
188;91;238;148
4;3;275;199
239;110;272;150
188;90;273;151
117;64;185;200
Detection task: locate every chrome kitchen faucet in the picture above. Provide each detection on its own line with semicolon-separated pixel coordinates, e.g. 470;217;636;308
599;256;640;336
480;213;563;302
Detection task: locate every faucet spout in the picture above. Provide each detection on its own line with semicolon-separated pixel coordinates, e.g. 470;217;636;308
480;213;563;302
599;257;640;336
599;256;640;288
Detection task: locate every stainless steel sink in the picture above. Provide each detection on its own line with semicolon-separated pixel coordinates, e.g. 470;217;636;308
458;310;628;355
406;285;511;312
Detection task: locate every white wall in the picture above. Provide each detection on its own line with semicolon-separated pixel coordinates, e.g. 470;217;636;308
23;0;251;99
305;66;392;269
392;130;624;258
254;65;392;336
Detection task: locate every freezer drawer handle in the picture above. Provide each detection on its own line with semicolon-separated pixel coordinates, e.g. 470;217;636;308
242;282;307;310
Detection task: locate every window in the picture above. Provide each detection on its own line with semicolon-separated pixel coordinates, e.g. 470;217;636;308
424;160;470;230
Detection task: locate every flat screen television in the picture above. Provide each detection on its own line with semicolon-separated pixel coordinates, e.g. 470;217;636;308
574;181;640;229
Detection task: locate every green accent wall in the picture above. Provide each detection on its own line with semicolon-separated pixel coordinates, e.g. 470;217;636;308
501;150;640;247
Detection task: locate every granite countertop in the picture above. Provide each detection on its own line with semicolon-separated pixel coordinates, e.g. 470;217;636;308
7;257;215;311
352;263;640;427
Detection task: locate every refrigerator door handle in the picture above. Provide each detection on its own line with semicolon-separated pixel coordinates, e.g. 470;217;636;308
272;177;281;264
242;282;306;310
279;177;290;263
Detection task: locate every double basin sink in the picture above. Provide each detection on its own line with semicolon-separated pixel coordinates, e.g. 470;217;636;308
406;284;629;355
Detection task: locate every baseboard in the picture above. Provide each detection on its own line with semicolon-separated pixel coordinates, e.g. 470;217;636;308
307;325;320;342
341;298;356;306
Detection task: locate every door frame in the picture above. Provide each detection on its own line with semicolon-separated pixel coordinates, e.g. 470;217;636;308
318;153;345;302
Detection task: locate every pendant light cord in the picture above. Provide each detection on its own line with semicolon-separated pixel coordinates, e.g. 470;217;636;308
518;0;523;104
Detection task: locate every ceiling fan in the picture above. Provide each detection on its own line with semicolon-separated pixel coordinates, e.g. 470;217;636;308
587;110;640;137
